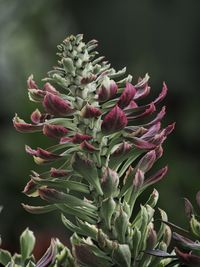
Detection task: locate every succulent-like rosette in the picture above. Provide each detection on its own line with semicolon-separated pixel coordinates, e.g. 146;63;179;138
12;34;175;267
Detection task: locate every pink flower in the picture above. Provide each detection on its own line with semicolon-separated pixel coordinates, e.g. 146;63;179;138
80;104;102;118
101;105;128;134
118;83;136;108
43;93;74;116
43;124;68;139
97;77;118;102
13;115;43;133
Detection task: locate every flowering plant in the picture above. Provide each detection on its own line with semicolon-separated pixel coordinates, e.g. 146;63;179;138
2;34;196;267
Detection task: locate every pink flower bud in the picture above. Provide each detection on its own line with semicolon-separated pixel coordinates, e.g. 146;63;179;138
38;188;62;202
145;106;166;127
134;81;150;100
142;122;161;140
27;75;38;89
43;82;59;95
101;168;119;198
155;145;163;159
164;122;176;136
80;104;102;118
137;150;157;173
30;109;42;124
127;103;156;120
43;124;68;139
124;100;138;111
130;137;156;150
23;179;38;196
144;166;168;187
81;74;96;84
25;145;61;162
147;227;157;249
72;133;93;144
101;105;128;134
43;93;74;116
112;142;132;156
80;141;98;152
175;247;200;266
153;82;168;105
50;168;70;177
118;83;136;108
59;136;73;144
97;77;117;102
28;89;46;102
133;169;144;189
13;115;43;133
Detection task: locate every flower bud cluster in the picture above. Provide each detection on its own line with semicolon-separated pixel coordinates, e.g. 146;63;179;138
12;34;176;266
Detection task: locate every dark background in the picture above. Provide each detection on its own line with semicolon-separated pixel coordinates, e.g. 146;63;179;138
0;0;200;255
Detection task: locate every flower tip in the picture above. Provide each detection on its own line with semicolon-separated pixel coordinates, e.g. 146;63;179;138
27;74;38;89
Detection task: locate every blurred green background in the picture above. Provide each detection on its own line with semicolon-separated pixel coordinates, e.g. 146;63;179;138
0;0;200;255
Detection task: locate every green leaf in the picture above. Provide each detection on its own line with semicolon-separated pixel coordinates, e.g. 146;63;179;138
190;215;200;238
76;218;98;240
112;244;131;267
20;228;35;261
61;214;87;236
33;177;90;194
22;203;57;214
72;153;103;196
26;261;36;267
0;249;12;266
56;204;97;224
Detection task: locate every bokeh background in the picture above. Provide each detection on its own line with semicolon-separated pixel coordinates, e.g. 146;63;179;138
0;0;200;256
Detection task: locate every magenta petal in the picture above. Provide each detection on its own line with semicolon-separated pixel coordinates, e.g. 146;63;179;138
118;82;136;108
81;104;102;118
43;124;68;139
50;168;70;177
60;137;73;144
142;122;161;140
127;103;156;120
30;109;42;124
27;75;38;89
25;145;61;161
144;166;168;186
153;82;168;105
25;145;38;156
43;82;59;95
23;179;38;195
43;93;74;116
80;141;98;152
164;122;176;136
13;116;43;133
175;247;200;266
134;83;151;100
131;137;156;150
36;148;61;160
124;100;138;110
101;105;128;134
133;169;144;189
144;106;166;127
137;150;157;173
97;79;118;102
112;142;132;156
72;133;93;144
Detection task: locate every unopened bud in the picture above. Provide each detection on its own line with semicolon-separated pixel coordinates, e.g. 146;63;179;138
118;82;136;108
97;76;117;102
101;105;128;134
80;104;102;118
101;168;119;198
